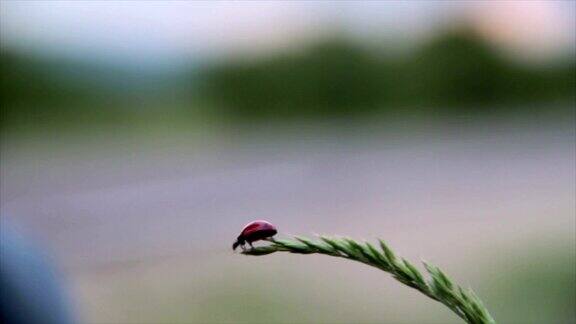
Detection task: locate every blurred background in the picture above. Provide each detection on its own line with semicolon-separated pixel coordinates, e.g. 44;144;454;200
0;1;574;323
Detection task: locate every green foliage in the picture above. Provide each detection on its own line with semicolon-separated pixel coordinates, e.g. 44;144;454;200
203;29;575;120
242;236;495;324
2;27;574;131
0;51;137;131
203;39;384;120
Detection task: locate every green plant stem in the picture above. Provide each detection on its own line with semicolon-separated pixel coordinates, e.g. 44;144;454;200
241;236;495;324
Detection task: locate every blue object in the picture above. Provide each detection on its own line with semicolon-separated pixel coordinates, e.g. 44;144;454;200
1;220;75;324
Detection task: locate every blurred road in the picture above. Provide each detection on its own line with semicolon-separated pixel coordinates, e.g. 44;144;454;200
1;120;574;323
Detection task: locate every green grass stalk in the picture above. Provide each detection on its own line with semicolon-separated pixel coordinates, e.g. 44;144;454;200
241;236;495;324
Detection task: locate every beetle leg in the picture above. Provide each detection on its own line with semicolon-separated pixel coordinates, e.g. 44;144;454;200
248;242;254;249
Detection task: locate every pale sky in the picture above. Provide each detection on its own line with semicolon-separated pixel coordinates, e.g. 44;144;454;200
1;1;574;68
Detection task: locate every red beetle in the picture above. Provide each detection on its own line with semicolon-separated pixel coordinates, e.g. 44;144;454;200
233;220;278;250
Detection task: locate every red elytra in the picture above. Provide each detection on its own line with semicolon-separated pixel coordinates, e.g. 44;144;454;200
233;220;278;251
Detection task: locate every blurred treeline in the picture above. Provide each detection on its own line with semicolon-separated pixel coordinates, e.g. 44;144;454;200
0;51;133;131
1;28;575;132
203;29;575;120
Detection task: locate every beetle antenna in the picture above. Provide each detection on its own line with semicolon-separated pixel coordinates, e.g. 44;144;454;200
232;241;240;251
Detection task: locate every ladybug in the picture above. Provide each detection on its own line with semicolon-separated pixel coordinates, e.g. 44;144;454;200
233;220;278;251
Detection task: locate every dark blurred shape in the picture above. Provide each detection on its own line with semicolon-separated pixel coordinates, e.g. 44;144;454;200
202;27;575;120
0;220;75;324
